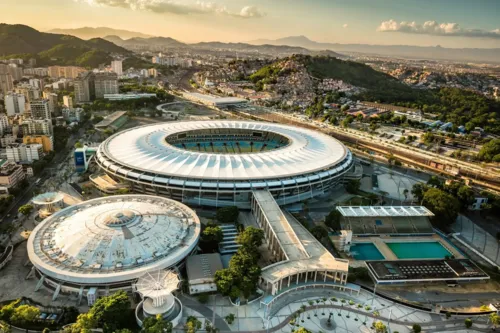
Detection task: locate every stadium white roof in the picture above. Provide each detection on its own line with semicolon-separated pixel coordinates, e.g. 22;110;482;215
27;195;200;285
336;206;434;217
99;120;348;181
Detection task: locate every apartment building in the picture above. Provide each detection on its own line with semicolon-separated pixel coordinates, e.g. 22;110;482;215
29;99;51;120
23;135;54;152
21;119;53;136
48;66;85;79
94;72;119;99
0;160;25;189
0;73;13;94
4;93;26;116
74;71;95;103
6;143;43;163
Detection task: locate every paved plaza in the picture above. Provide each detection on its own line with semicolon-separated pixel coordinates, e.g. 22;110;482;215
176;288;493;333
377;173;419;202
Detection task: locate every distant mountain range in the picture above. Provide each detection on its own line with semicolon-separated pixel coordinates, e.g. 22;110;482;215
249;35;500;63
0;24;130;67
47;27;152;40
103;35;345;57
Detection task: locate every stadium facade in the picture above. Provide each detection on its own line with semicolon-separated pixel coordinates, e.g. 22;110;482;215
95;121;358;208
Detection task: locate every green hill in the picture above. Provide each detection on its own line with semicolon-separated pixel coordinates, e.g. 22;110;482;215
0;24;130;67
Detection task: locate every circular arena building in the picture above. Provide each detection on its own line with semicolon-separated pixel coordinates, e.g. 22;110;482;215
95;121;355;208
27;195;200;301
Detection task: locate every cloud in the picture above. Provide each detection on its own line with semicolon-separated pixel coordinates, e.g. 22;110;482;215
377;19;500;39
342;24;348;28
81;0;265;18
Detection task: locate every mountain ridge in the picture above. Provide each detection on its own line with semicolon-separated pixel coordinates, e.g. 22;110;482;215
47;27;152;40
249;36;500;63
0;24;130;67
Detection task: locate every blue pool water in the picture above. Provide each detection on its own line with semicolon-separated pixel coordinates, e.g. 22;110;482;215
351;243;385;260
386;241;451;259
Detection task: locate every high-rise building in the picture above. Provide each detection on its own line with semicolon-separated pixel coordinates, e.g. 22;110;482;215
7;64;23;81
29;99;51;120
0;73;14;94
21;119;53;136
29;78;43;89
4;93;26;116
111;60;123;76
0;114;10;136
74;72;95;104
42;91;58;116
6;143;43;163
94;72;118;99
63;95;73;109
48;66;86;79
23;68;48;77
15;84;40;103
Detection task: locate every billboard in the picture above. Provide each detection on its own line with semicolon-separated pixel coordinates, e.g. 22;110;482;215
74;150;87;172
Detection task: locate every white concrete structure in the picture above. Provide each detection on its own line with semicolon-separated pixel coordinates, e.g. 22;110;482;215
27;195;201;300
103;93;156;100
134;270;183;327
181;92;247;107
251;190;349;296
6;143;42;163
96;120;355;208
62;108;83;122
111;60;123;76
4;93;26;116
21;119;53;135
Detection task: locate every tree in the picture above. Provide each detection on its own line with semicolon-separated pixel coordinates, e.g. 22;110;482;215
423;187;460;228
42;328;51;333
185;316;201;333
490;313;500;329
310;226;328;240
295;328;312;333
74;142;83;149
345;179;360;194
427;176;442;188
202;225;223;244
324;209;342;231
225;313;235;325
403;189;409;201
236;227;264;249
464;318;473;328
142;314;173;333
10;305;40;325
216;206;239;223
477;139;500;162
88;291;130;333
411;183;428;203
412;324;421;333
373;321;387;333
18;204;34;216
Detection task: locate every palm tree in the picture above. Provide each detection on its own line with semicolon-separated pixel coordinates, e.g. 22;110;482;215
250;141;254;152
210;142;214;152
223;142;228;153
197;143;201;151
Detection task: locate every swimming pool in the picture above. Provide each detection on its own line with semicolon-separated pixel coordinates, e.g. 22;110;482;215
351;243;385;261
386;241;451;259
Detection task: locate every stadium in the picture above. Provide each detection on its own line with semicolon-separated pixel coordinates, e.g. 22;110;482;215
95;120;357;208
27;195;200;302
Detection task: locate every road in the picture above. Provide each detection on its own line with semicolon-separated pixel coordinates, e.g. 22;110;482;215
0;127;84;227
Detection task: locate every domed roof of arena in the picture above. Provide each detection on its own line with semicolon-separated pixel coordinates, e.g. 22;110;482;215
27;195;200;285
98;120;348;180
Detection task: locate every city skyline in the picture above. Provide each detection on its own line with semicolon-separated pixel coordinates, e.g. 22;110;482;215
1;0;499;48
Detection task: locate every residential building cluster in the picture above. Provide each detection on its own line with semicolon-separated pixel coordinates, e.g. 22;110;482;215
74;71;119;103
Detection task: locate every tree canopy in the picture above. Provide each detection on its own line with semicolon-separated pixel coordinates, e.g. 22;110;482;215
477;139;500;162
215;206;239;223
422;187;460;228
18;204;34;216
324;209;342;231
142;314;173;333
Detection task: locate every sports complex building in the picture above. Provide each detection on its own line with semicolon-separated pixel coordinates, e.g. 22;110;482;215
335;206;489;285
95;120;359;208
27;195;200;304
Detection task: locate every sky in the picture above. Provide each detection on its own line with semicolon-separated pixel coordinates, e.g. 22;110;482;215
1;0;500;47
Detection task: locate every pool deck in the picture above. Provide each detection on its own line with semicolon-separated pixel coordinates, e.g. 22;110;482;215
352;234;464;260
